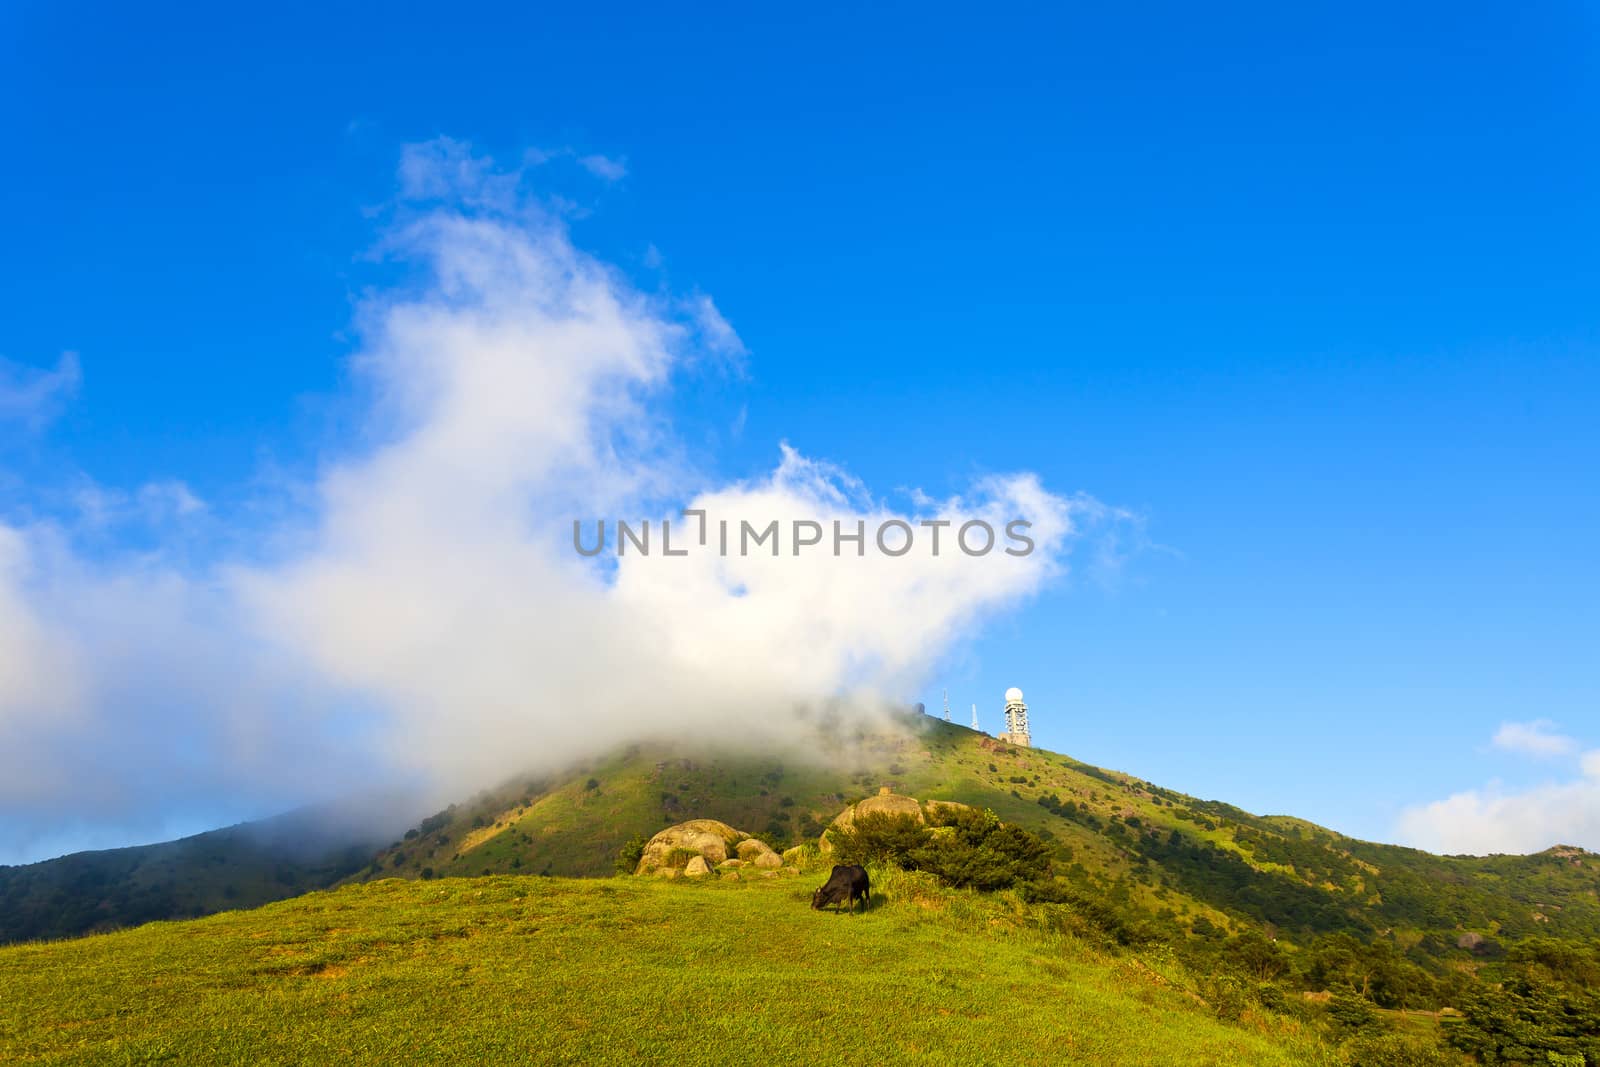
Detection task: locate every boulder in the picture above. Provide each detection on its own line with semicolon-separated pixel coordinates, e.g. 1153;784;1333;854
635;819;746;875
753;851;782;869
737;838;777;862
683;855;711;877
924;800;974;818
716;859;745;870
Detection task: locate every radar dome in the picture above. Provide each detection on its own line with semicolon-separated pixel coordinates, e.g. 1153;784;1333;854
1004;687;1024;704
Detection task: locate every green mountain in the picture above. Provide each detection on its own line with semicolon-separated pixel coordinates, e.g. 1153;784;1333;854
9;711;1598;963
0;801;403;944
358;715;1600;954
10;714;1600;1062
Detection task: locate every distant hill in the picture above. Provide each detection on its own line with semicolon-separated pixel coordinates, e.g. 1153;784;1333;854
0;799;409;944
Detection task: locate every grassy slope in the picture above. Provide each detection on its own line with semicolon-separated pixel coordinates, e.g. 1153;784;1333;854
11;715;1597;951
362;717;1600;947
0;873;1333;1066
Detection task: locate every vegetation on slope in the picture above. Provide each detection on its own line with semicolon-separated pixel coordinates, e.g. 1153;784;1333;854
0;872;1337;1066
9;714;1600;1061
358;715;1600;954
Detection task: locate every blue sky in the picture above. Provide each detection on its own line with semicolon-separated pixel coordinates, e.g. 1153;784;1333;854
2;3;1597;861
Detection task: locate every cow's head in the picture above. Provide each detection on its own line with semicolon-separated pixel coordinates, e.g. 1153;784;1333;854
810;886;830;910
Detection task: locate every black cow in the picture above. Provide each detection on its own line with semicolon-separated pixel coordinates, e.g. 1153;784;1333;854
811;864;871;913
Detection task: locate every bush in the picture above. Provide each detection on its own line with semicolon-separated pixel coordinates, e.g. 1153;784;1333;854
613;833;649;875
825;812;927;868
912;808;1051;892
1200;974;1248;1022
662;847;700;869
1325;993;1381;1036
825;806;1052;894
1337;1033;1459;1067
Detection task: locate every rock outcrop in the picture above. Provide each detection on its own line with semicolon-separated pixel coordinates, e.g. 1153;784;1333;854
634;819;744;874
634;818;802;877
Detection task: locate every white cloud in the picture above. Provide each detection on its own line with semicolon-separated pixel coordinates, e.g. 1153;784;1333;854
1492;718;1576;758
0;140;1095;863
1396;778;1600;855
520;146;627;184
1396;727;1600;854
577;153;627;182
397;137;519;211
689;293;746;357
0;352;80;428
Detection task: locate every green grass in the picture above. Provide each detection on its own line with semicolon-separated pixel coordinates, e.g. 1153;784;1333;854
0;872;1334;1065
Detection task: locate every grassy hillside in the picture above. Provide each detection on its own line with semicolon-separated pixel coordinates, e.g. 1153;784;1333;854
358;715;1600;951
0;872;1337;1066
10;708;1598;1019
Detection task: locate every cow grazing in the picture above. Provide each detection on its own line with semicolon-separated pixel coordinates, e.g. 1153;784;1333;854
811;864;871;913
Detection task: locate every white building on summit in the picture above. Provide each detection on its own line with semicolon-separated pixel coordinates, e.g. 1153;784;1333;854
998;687;1031;748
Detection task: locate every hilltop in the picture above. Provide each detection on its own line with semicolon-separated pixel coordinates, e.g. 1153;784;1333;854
8;712;1598;961
357;715;1600;952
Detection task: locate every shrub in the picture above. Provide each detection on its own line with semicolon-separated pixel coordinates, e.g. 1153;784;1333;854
1200;974;1248;1022
827;806;1052;894
825;812;927;868
912;807;1051;892
1337;1033;1459;1067
662;847;700;869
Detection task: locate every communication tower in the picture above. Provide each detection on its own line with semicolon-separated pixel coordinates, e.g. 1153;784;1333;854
999;687;1031;748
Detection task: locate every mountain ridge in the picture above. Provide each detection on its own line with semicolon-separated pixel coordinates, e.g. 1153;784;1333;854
5;712;1596;951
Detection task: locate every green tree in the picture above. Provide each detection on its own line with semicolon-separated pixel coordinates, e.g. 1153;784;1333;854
614;833;648;875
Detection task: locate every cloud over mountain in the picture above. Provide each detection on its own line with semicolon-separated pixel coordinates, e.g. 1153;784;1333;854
0;142;1091;864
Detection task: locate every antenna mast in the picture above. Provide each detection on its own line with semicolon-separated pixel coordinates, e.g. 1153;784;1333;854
970;703;979;730
943;689;951;722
